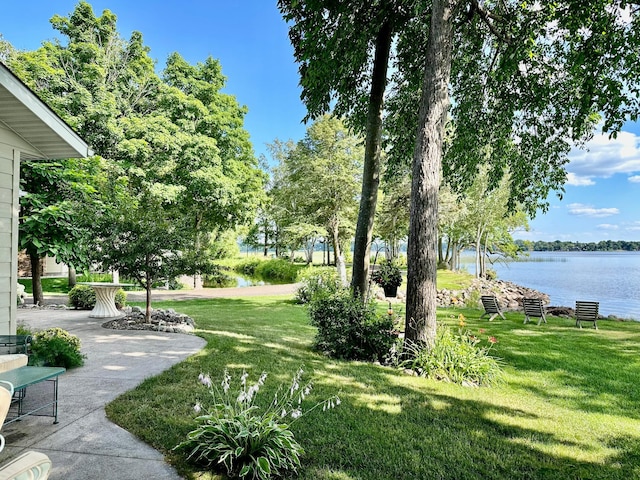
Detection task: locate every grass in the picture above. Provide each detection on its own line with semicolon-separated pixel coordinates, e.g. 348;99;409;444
19;273;114;294
105;295;640;480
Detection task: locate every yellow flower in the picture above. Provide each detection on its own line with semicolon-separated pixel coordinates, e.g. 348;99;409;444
458;314;466;327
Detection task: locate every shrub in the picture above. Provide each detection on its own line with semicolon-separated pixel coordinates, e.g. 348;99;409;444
308;292;397;362
234;258;301;283
175;368;339;480
68;285;126;309
254;259;300;282
401;316;503;386
30;327;85;369
234;258;263;276
295;267;341;304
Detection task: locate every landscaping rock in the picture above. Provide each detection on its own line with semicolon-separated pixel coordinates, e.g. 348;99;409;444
102;307;195;334
435;278;550;311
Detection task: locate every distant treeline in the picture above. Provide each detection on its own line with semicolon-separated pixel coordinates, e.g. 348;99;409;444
515;240;640;252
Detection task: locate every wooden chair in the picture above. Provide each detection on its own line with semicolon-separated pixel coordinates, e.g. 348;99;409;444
523;298;547;325
481;295;505;322
575;301;599;329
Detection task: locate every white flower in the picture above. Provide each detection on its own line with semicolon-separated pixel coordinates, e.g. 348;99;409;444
221;370;231;394
193;402;202;414
237;391;247;403
281;409;287;417
240;371;249;386
335;397;341;405
199;373;212;388
291;408;302;419
258;372;267;386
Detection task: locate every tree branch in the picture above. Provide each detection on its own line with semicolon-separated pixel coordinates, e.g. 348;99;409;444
471;0;512;44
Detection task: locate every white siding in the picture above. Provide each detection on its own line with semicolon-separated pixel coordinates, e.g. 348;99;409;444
0;142;18;334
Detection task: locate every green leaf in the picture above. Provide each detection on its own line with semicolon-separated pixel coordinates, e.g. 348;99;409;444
257;456;271;475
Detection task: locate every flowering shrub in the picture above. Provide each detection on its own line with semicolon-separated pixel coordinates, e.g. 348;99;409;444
401;315;503;386
31;327;85;369
176;368;339;479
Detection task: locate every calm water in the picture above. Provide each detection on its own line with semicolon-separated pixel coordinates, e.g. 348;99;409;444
461;251;640;320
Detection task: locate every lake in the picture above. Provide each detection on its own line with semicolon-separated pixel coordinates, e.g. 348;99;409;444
460;251;640;320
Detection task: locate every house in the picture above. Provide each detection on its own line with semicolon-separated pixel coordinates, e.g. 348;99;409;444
0;62;91;334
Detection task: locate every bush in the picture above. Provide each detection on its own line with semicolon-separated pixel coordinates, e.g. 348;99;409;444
308;292;397;362
68;285;126;309
30;327;85;369
234;258;263;276
234;258;301;283
295;267;341;304
401;317;503;386
175;368;339;480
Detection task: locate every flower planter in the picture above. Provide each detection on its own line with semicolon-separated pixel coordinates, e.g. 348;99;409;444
383;285;398;298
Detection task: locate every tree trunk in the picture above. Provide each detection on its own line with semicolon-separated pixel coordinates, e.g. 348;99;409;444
68;266;77;288
28;247;43;305
351;20;393;299
145;262;152;323
404;0;455;348
475;227;482;278
332;228;347;285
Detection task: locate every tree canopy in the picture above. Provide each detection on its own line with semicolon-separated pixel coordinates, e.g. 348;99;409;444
281;0;640;347
9;1;264;311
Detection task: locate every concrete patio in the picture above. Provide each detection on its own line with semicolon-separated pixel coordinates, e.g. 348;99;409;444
0;308;206;479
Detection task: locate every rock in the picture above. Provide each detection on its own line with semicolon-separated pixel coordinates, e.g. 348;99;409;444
102;309;196;334
435;278;550;311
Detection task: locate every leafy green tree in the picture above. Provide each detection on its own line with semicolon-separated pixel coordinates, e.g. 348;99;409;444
456;167;528;278
18;157;104;305
279;1;413;297
375;174;410;262
393;1;640;346
11;2;264;314
268;116;363;283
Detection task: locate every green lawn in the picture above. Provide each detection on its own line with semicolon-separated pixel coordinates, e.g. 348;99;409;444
105;295;640;480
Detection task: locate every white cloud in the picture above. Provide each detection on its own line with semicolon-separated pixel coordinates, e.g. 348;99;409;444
626;222;640;231
565;172;595;186
568;130;640;178
568;203;620;217
597;223;619;230
629;175;640;183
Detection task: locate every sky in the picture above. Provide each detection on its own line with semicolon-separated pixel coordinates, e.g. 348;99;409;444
1;1;639;243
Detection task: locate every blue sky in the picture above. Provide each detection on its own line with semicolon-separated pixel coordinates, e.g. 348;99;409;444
2;1;639;243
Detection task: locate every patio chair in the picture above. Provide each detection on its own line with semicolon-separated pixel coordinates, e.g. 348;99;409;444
523;298;547;325
0;380;52;479
481;295;506;322
575;301;599;329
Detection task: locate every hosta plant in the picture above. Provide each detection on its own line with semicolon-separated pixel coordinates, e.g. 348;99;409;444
175;368;339;479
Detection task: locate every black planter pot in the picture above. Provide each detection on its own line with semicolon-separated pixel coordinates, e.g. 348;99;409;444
383;285;398;298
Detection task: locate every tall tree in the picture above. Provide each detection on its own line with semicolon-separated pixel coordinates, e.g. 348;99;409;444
268;116;363;283
392;1;640;346
11;2;264;314
18;157;104;304
279;1;414;297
